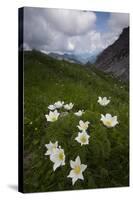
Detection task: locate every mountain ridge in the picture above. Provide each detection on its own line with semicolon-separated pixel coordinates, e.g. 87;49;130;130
95;27;129;81
48;52;82;64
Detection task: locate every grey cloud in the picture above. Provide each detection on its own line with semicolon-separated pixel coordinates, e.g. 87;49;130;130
108;13;129;33
23;7;97;53
24;8;53;49
43;8;96;36
23;7;129;55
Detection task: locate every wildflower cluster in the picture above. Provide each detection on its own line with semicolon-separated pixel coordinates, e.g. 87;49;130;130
45;97;119;185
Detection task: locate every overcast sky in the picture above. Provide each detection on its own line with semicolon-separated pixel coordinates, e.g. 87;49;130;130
23;7;129;55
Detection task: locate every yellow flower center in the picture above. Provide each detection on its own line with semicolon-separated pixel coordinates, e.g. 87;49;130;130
52;116;57;121
105;120;112;127
80;135;87;143
58;152;64;161
74;165;81;174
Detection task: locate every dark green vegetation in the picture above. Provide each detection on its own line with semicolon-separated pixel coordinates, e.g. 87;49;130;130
24;50;129;193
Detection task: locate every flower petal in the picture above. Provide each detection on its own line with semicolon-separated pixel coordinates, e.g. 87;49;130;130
53;162;61;171
67;169;75;178
77;125;82;130
100;114;105;120
79;120;84;127
75;156;81;165
72;177;78;185
81;164;87;172
78;173;84;180
70;160;76;169
105;113;112;119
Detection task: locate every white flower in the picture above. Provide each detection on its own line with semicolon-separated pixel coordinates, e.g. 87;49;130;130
50;148;65;171
67;156;87;185
97;96;110;106
48;104;56;110
45;141;58;156
75;131;90;146
54;101;64;109
64;103;74;110
77;120;90;131
45;110;60;122
74;110;84;117
100;113;119;128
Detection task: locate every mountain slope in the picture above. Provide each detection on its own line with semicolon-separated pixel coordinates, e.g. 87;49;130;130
24;50;129;192
48;52;97;64
95;27;129;81
48;52;82;64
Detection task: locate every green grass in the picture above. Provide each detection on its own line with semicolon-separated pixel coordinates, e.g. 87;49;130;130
23;50;129;192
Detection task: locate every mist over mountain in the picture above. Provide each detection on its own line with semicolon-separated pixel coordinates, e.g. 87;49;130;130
48;52;82;64
48;52;98;64
73;53;98;64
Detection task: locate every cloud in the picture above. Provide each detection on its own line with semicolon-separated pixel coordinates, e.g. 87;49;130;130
23;7;97;53
67;31;104;54
108;13;129;33
97;12;129;51
43;9;96;36
24;8;55;50
67;41;75;51
23;8;129;57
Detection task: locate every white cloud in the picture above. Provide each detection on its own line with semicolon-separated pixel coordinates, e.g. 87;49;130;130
23;7;97;54
67;31;105;54
67;41;75;51
23;8;129;59
108;13;129;33
43;9;96;36
96;13;129;51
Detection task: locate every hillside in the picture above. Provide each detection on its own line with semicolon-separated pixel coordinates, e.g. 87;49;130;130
95;27;129;81
48;52;82;64
24;50;129;193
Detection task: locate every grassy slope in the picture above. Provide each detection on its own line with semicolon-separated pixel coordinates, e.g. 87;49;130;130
24;51;129;193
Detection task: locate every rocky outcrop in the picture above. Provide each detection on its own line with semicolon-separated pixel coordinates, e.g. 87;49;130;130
95;27;129;81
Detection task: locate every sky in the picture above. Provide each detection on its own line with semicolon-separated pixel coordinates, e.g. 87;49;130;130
23;7;129;56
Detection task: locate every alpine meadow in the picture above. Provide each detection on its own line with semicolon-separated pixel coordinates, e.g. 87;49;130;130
23;50;129;192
